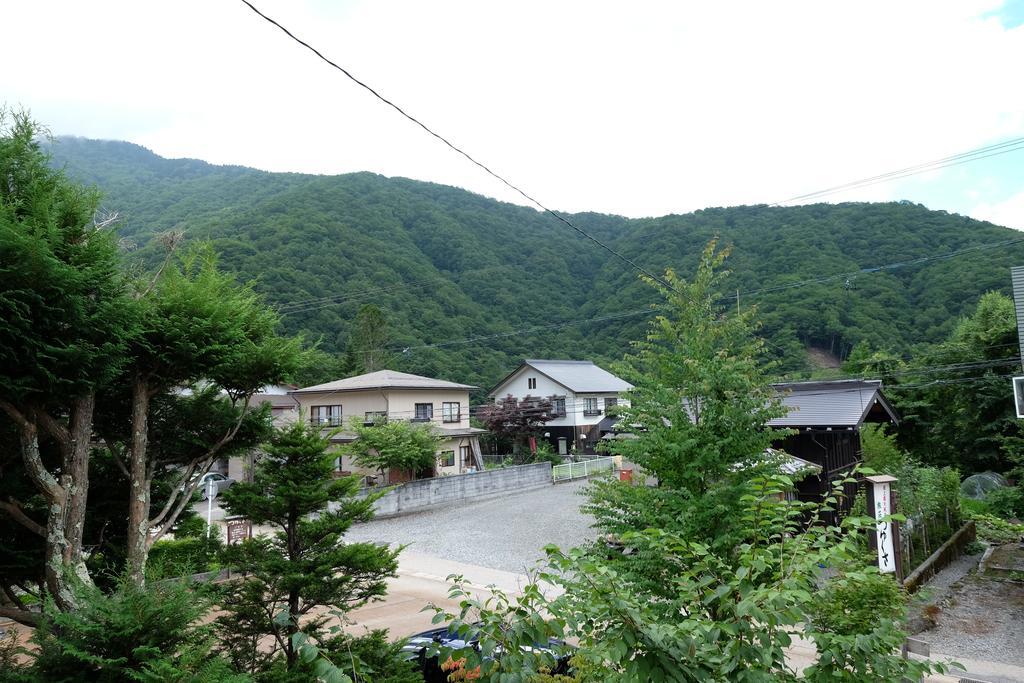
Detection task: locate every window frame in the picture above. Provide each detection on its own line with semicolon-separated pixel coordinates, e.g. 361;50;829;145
442;401;461;423
583;397;602;416
413;403;434;422
439;450;455;468
552;396;566;416
310;404;343;426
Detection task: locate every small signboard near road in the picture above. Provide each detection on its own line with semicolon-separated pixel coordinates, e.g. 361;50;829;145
226;517;252;545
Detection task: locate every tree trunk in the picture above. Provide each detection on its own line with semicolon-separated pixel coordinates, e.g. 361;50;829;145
64;394;95;581
15;418;77;611
125;375;153;586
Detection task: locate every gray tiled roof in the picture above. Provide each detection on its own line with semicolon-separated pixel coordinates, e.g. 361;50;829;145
516;360;633;394
768;379;898;428
294;369;477;394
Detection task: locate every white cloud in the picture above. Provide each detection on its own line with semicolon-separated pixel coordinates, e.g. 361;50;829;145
2;0;1023;218
972;191;1024;230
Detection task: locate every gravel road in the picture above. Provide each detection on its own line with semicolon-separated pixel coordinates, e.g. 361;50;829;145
343;479;597;573
917;549;1024;670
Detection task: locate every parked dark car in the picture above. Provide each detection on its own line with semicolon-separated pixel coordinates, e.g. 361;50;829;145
401;624;572;682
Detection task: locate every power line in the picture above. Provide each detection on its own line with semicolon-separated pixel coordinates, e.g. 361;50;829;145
771;136;1024;206
239;0;680;296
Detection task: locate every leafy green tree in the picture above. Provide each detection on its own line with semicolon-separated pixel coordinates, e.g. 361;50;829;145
599;240;787;549
342;304;391;375
111;245;305;584
894;291;1024;474
216;420;400;675
27;578;247;682
433;473;946;682
343;418;440;483
0;109;134;611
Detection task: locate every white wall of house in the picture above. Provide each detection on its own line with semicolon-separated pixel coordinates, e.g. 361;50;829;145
490;366;628;427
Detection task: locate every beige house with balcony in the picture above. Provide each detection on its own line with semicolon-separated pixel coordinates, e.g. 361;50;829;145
290;369;486;483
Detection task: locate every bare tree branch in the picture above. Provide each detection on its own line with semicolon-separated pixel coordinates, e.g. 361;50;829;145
138;230;183;298
0;404;62;502
33;409;72;457
0;497;45;537
108;446;130;478
147;395;253;542
0;605;40;627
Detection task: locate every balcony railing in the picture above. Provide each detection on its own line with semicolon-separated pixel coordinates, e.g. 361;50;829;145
311;418;344;427
582;409;603;417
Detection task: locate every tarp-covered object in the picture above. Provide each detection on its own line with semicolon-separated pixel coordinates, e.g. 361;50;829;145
960;471;1009;499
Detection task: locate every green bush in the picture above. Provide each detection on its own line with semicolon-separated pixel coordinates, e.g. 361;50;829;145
964;540;986;555
966;511;1024;544
253;630;423;683
532;441;563;466
147;526;223;581
960;496;991;516
985;486;1024;520
810;571;907;636
28;578;248;682
173;513;208;539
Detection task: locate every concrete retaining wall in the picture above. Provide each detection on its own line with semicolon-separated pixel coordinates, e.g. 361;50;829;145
359;462;553;518
902;520;976;593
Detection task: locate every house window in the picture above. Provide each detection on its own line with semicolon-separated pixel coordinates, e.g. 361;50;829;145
442;402;461;423
460;445;471;468
310;404;343;426
583;397;601;416
552;397;566;416
528;377;537;390
439;450;455;468
414;403;433;421
364;411;387;425
605;397;618;411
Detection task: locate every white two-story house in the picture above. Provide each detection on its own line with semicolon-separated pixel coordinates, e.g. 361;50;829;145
290;369;485;483
488;359;632;455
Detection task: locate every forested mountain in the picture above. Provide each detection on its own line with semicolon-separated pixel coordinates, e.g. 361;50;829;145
49;136;1024;392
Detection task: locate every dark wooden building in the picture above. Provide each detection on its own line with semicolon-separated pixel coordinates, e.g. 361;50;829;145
770;380;899;518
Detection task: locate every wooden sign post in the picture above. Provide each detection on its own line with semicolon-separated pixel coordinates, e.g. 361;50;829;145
865;474;902;579
225;516;252;545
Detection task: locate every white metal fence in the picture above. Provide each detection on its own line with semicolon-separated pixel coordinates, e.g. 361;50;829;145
552;456;615;482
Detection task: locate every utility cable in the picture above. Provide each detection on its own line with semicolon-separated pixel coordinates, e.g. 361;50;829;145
772;136;1024;205
239;0;680;295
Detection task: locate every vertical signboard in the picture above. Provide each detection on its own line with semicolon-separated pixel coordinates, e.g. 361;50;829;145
872;479;896;574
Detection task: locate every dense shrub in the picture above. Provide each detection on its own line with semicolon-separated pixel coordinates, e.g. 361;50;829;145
147;525;224;581
966;511;1024;544
27;578;247;682
985;486;1024;520
810;571;907;635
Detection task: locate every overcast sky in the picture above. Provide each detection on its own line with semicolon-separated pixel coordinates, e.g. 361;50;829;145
4;0;1024;227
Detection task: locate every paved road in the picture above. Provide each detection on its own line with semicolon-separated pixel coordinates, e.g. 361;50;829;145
344;479;597;573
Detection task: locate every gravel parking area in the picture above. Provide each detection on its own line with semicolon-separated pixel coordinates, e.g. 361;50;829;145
344;480;597;573
922;566;1024;668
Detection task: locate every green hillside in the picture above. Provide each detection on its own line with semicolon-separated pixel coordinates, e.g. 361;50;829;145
48;136;1024;391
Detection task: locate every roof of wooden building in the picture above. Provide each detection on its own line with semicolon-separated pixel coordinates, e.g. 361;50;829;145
769;379;898;428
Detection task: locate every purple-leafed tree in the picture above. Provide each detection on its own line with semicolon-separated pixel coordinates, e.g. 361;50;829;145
475;394;555;458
